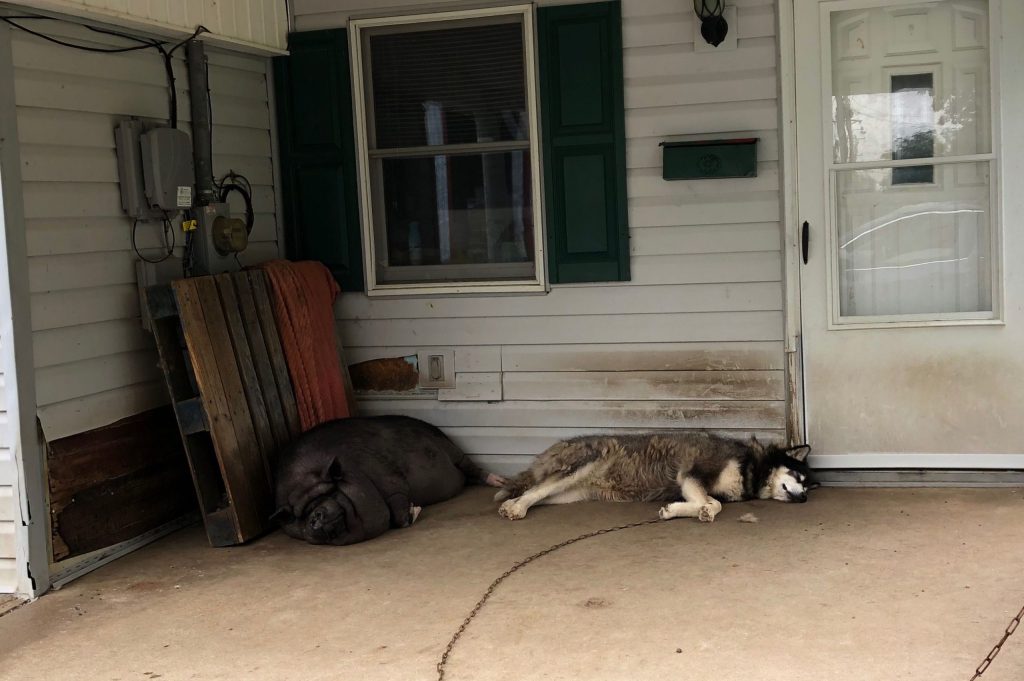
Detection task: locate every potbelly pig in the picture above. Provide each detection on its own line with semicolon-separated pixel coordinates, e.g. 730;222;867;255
272;415;503;545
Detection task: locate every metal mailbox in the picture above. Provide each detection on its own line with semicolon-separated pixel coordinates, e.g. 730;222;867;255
661;137;758;180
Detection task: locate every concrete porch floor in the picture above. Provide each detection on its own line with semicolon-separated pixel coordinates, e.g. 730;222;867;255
1;487;1023;681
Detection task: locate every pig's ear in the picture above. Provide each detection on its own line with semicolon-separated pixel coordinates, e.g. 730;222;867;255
269;506;294;524
323;457;343;481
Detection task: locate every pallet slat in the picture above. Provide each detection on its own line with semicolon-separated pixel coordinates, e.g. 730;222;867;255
215;275;276;482
233;272;291;450
249;271;300;438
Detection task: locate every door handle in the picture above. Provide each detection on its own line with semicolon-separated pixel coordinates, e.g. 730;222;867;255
801;221;809;264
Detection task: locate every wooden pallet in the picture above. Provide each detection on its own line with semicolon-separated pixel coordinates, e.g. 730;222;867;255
144;271;300;546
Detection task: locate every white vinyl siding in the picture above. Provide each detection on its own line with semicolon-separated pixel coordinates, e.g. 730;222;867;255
9;0;288;53
0;334;16;592
10;21;281;441
293;0;786;474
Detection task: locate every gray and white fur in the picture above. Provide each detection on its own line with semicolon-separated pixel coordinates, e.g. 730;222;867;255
495;432;815;522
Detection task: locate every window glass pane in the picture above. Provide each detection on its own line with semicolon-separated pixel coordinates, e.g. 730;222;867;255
375;150;535;284
835;162;992;317
891;73;935;184
368;20;527;149
831;1;990;163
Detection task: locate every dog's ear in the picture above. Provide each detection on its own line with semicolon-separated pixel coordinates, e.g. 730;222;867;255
787;444;811;462
749;434;764;453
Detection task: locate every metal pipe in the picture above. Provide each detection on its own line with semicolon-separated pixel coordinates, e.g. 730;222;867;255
186;39;215;206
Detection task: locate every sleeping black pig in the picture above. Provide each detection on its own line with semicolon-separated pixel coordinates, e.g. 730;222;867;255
272;415;503;545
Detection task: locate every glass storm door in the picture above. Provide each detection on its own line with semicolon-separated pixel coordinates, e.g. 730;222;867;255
794;0;1024;467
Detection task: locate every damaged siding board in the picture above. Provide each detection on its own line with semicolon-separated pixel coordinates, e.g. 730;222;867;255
503;371;784;402
501;342;783;372
309;0;787;465
11;24;281;441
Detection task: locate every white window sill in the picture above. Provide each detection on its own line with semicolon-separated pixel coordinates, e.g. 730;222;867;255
364;280;549;298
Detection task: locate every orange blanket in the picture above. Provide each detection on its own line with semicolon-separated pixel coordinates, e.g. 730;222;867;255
258;260;350;431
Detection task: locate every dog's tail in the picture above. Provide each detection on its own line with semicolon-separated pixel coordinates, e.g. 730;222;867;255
493;470;535;503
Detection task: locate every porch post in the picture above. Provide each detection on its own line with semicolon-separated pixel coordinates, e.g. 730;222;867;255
0;24;51;598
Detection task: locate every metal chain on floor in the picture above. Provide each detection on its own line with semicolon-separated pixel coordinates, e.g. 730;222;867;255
436;519;1024;681
436;517;663;681
970;601;1024;679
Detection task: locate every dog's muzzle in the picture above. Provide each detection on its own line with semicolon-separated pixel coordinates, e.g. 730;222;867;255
787;490;808;503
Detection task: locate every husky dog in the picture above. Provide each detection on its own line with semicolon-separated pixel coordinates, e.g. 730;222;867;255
495;432;815;522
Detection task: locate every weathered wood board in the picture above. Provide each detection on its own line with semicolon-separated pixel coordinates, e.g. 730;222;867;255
145;271;299;546
46;407;194;561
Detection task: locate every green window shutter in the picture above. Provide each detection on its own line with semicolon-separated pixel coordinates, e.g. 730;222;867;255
537;1;629;284
273;29;364;292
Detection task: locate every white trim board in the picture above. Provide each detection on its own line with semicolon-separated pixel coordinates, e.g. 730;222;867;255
0;23;50;598
810;453;1024;470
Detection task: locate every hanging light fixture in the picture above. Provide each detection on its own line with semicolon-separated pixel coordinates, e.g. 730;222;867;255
693;0;729;47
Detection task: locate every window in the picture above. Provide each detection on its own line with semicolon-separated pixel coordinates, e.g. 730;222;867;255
350;6;546;295
275;2;628;295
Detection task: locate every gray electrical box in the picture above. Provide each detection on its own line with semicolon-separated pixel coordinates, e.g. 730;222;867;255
141;127;194;212
114;119;194;218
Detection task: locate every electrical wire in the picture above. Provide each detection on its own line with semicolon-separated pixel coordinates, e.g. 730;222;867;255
2;16;208;128
132;216;176;264
0;16;161;52
155;44;179;128
217;171;255;235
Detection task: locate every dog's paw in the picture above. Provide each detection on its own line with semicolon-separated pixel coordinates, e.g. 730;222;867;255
485;473;507;488
698;504;717;523
658;505;675;520
498;499;527;520
409;505;422;525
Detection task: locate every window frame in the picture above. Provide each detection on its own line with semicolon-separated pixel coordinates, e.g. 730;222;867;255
348;4;549;297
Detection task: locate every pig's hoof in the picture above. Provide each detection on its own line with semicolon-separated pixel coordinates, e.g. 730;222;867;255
485;473;507;488
498;499;527;520
409;505;422;525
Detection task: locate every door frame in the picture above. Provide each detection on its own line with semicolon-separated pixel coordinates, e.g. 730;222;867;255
778;0;807;450
777;0;1024;471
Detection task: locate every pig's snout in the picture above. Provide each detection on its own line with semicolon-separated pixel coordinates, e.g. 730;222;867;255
309;507;327;531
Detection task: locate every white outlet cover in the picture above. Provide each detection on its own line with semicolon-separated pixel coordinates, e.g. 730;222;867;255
417;349;455;388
